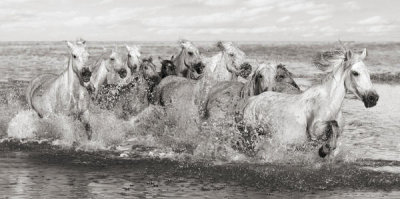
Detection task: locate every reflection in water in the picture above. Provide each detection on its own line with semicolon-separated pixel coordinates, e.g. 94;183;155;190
0;152;267;198
1;151;400;198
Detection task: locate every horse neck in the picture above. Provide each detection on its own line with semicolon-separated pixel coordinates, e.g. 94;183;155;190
65;55;81;93
302;62;347;116
240;76;255;97
92;61;108;89
173;50;185;71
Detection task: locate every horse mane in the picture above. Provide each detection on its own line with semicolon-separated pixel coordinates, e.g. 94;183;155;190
90;51;111;73
312;48;346;73
240;63;273;98
276;63;293;76
141;56;153;63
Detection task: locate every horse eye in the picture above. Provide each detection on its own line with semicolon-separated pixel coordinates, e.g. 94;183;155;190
128;54;132;58
110;57;115;61
229;53;234;57
277;75;285;80
73;54;77;59
352;71;359;77
188;52;193;56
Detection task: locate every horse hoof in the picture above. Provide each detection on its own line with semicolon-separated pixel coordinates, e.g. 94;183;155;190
318;146;327;158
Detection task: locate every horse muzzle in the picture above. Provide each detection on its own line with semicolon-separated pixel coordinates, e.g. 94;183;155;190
81;68;92;83
86;83;95;94
193;62;206;74
239;62;252;78
118;69;127;78
362;91;379;108
148;75;161;86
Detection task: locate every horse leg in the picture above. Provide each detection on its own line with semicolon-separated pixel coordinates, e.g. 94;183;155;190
79;110;92;140
318;120;340;158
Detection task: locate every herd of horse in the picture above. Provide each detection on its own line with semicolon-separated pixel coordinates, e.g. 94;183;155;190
25;38;379;158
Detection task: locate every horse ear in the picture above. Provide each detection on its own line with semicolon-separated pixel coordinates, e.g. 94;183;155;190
254;73;262;95
76;38;86;46
148;56;153;62
179;39;187;48
216;41;224;51
170;55;174;60
66;41;74;51
344;50;353;62
360;48;367;60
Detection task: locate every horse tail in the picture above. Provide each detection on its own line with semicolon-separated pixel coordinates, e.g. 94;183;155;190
25;76;44;117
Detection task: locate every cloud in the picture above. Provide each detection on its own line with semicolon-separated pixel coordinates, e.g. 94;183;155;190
368;25;397;33
245;0;280;7
344;1;360;11
143;6;272;28
64;16;92;26
277;16;290;23
195;0;237;6
358;16;388;25
309;15;331;23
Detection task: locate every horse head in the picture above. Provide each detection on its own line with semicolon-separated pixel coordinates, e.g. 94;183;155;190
104;47;131;85
178;40;205;78
343;48;379;108
66;38;91;87
314;47;379;108
126;45;141;74
217;41;251;78
241;62;300;97
159;55;177;78
140;56;161;85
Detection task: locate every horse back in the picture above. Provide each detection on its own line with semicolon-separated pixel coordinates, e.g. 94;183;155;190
202;81;244;120
26;74;58;111
153;76;188;105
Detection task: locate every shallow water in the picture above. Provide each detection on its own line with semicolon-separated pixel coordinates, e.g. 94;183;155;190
0;41;399;198
1;150;400;199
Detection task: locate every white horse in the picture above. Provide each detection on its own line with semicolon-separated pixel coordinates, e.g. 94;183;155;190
206;41;252;82
240;47;379;157
202;63;300;122
26;39;93;139
88;48;132;97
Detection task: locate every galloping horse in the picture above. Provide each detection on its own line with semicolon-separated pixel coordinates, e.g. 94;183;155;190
202;63;300;122
239;47;379;158
171;40;205;80
206;41;252;82
113;56;160;119
26;39;93;139
88;48;131;97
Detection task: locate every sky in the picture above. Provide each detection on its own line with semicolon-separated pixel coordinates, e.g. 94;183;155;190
0;0;399;41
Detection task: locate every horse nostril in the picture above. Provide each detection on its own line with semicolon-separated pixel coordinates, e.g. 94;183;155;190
368;95;374;102
119;69;127;78
369;93;379;103
81;68;92;82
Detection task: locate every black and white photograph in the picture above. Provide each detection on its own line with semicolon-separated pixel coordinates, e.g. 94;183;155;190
0;0;399;198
